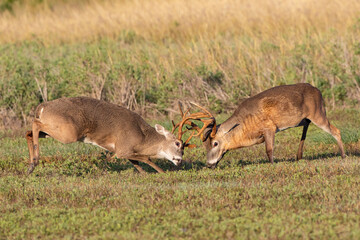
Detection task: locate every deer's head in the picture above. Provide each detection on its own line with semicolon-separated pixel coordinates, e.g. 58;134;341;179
203;123;240;168
176;102;240;169
171;102;228;168
154;124;183;166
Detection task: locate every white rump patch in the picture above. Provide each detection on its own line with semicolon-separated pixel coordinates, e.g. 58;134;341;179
108;143;115;150
37;107;44;119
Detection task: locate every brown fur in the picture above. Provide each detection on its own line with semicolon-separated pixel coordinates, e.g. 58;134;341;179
26;97;183;174
206;83;345;167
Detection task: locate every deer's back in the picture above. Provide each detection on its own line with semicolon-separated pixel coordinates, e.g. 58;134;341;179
35;97;151;137
232;83;322;129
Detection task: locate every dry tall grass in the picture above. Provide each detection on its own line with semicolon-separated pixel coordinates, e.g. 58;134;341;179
1;0;360;124
1;0;360;44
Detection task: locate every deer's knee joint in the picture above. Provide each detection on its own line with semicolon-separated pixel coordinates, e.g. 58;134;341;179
25;131;33;139
266;149;273;155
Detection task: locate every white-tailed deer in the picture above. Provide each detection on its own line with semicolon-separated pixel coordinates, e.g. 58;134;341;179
25;97;193;174
184;83;346;168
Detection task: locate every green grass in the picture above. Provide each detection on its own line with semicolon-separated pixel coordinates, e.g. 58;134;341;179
1;159;360;239
1;110;360;239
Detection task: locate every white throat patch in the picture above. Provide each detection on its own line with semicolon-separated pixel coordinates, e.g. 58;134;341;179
157;150;173;160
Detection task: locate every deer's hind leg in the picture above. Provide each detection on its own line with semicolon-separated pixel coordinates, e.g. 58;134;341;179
323;122;345;158
27;121;49;174
26;131;35;174
309;111;345;159
296;119;311;160
31;120;42;170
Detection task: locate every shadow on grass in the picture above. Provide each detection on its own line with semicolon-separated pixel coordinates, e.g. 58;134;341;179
180;160;206;171
97;160;135;172
304;149;360;159
230;150;360;169
93;152;208;174
97;159;208;173
88;150;210;173
63;148;360;175
208;148;360;170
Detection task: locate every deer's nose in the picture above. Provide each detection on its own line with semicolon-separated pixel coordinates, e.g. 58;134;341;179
206;162;217;169
173;157;182;166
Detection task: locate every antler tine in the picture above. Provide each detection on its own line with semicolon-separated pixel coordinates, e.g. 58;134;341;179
177;112;213;143
186;121;201;132
183;122;201;146
178;101;184;117
190;102;214;118
171;102;190;134
177;108;192;140
171;120;177;134
171;101;193;139
183;130;196;146
173;101;217;146
188;102;217;140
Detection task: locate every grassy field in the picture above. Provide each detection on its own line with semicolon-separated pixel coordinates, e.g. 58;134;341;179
1;0;360;239
1;110;360;239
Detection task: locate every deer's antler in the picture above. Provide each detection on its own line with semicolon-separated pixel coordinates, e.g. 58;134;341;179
188;102;217;140
171;102;195;148
172;102;217;147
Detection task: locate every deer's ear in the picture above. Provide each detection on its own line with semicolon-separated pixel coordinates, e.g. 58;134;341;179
155;124;172;139
202;127;212;142
202;123;220;142
226;124;239;134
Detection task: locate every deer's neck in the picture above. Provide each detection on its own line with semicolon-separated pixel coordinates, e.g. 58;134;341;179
135;126;166;156
219;113;265;150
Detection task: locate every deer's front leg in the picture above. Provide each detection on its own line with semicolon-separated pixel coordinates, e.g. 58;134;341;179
264;129;275;164
142;158;165;173
128;160;146;174
127;155;165;173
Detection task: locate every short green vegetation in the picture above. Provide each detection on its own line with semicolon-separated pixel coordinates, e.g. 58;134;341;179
1;111;360;239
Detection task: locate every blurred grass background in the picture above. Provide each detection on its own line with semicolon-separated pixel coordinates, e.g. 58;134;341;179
1;0;360;128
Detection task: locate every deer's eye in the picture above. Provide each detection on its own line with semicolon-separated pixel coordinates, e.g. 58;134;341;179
213;141;219;147
175;141;181;147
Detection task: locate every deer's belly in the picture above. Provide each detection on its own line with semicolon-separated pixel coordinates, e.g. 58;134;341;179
82;136;115;152
229;134;265;150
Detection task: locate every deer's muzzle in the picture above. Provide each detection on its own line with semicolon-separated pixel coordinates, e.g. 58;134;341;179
206;162;218;169
172;157;182;166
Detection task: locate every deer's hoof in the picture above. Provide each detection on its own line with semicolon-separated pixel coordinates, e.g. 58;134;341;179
27;163;36;174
